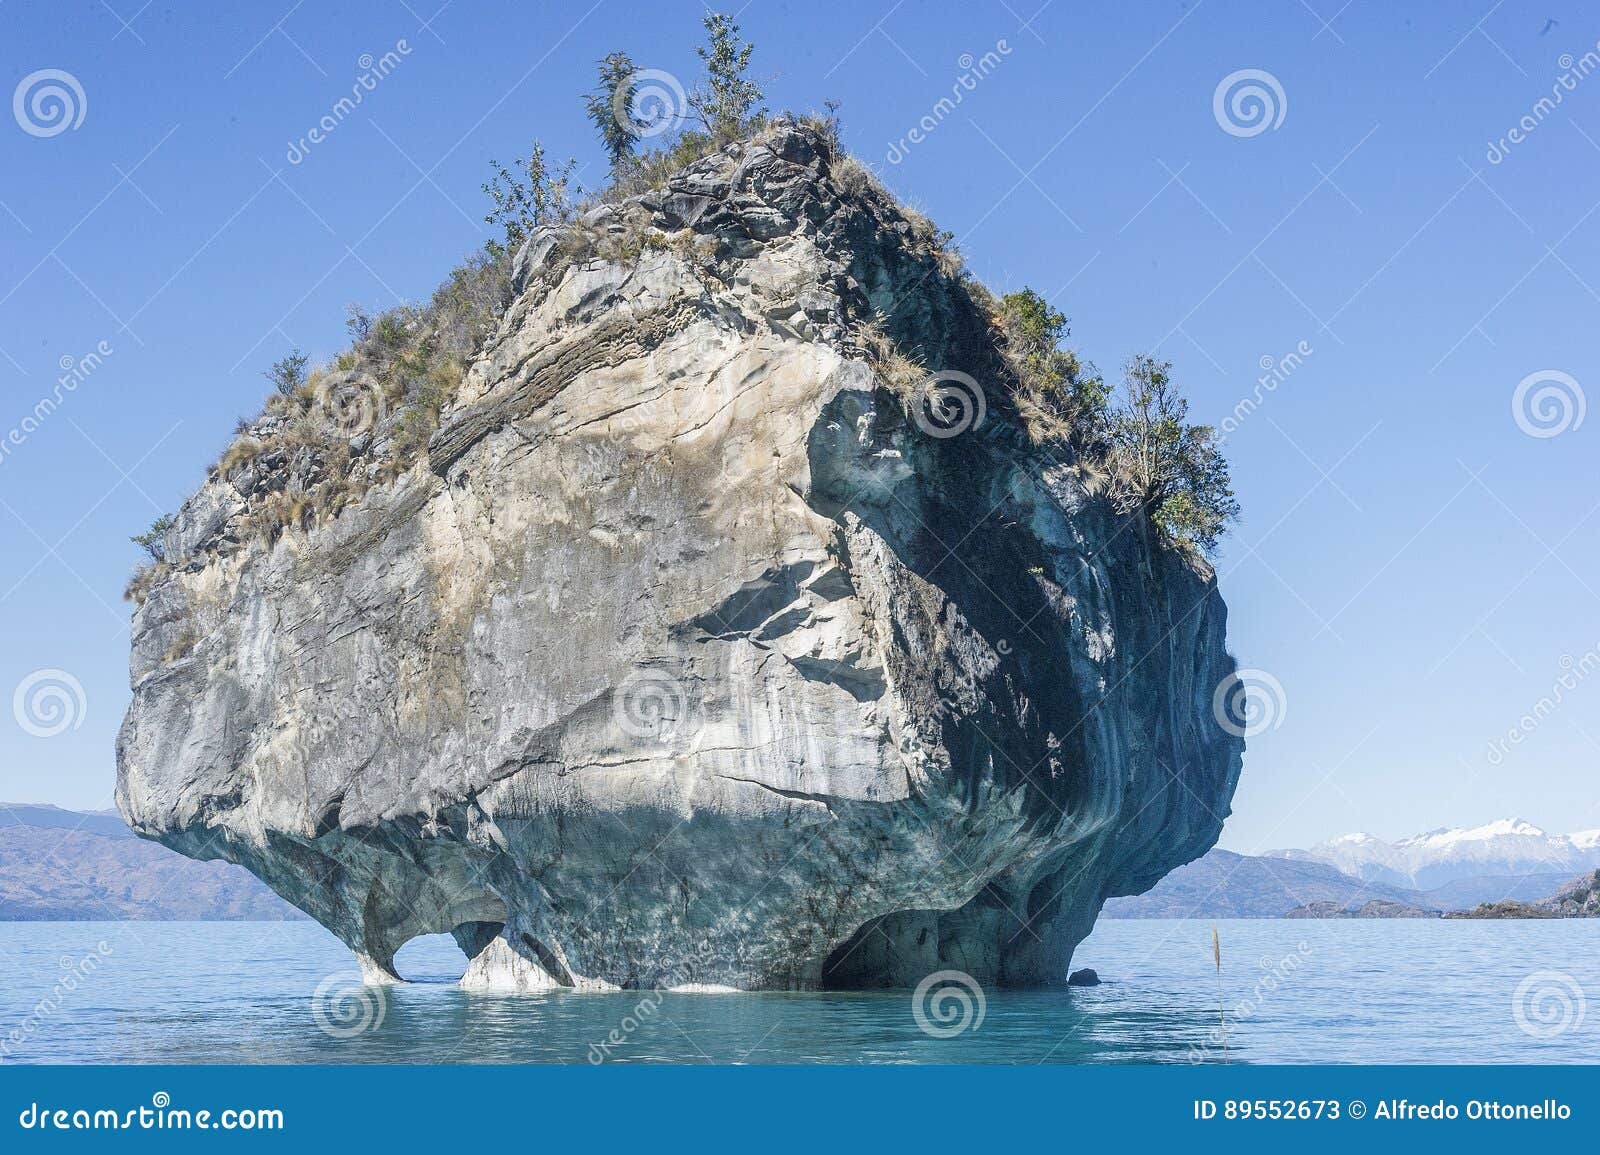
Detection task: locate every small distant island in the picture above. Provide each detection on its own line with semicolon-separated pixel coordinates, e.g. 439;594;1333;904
1445;869;1600;920
1285;900;1439;919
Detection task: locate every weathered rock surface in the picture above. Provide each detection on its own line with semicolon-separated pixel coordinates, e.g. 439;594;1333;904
117;122;1244;990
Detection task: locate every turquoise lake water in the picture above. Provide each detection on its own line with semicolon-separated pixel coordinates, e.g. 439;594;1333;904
1;919;1596;1064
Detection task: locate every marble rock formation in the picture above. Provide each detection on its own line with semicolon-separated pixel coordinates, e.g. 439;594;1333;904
118;122;1244;991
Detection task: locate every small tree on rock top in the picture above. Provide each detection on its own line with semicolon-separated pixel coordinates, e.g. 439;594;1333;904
131;513;174;562
482;141;577;257
1000;288;1107;443
264;350;309;397
689;12;763;140
1106;354;1238;557
585;51;642;172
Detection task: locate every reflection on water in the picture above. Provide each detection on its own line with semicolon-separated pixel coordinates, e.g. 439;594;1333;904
1;919;1596;1063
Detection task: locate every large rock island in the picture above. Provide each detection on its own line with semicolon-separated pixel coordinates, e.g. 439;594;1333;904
117;121;1243;991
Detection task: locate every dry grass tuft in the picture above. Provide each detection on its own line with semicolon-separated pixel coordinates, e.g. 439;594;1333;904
216;436;263;477
124;560;170;605
857;317;927;395
162;625;198;663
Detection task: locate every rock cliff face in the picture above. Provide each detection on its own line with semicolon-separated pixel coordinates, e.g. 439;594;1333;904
117;122;1244;990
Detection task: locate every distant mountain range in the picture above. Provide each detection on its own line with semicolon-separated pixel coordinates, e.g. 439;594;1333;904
1264;818;1600;889
0;803;301;921
1106;819;1596;918
1101;850;1415;918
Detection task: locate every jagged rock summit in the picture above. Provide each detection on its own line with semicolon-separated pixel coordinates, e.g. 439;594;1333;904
117;121;1244;991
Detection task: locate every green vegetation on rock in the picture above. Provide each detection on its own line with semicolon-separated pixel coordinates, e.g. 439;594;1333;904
126;10;1237;603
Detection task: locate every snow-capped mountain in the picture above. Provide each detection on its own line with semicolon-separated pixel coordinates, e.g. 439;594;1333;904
1267;819;1600;889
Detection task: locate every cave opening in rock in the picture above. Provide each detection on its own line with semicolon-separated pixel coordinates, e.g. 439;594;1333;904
392;933;470;983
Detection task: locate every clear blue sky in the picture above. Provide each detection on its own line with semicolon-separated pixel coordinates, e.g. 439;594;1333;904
2;1;1596;852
